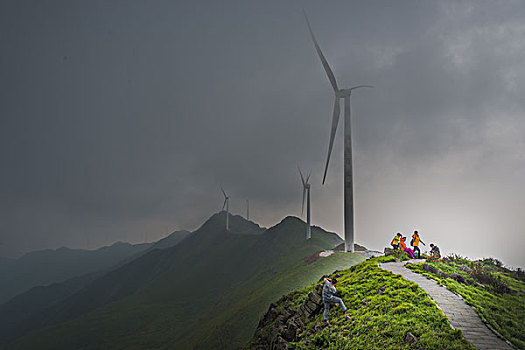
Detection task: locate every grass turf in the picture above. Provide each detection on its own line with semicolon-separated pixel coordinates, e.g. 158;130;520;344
406;256;525;349
249;256;475;350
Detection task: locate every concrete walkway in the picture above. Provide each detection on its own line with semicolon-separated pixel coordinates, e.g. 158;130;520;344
379;260;514;350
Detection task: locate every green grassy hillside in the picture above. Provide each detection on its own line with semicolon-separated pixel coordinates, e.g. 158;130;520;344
179;252;364;349
248;256;476;350
2;213;347;349
407;256;525;349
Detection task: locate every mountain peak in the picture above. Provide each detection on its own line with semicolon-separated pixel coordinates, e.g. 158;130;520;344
200;211;264;235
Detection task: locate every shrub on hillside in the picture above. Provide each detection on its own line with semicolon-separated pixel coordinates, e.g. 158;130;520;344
509;268;525;282
421;263;469;285
443;254;471;266
470;262;515;294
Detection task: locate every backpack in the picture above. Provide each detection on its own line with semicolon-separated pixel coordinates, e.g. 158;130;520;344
410;239;414;246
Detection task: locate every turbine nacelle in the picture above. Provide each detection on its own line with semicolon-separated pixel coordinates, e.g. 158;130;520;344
336;89;352;98
337;85;374;98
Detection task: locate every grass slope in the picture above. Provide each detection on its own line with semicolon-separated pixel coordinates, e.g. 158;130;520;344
249;256;476;350
179;252;364;349
3;214;343;349
407;256;525;349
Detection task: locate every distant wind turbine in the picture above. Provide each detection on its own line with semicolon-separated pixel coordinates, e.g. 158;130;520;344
305;12;373;252
298;167;312;240
246;199;250;221
221;187;230;231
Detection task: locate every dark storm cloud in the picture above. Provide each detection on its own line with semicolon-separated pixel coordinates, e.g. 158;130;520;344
1;1;524;266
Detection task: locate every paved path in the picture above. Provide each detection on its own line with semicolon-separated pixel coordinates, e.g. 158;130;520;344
379;260;514;350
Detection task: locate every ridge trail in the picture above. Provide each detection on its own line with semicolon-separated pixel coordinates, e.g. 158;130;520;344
379;260;514;350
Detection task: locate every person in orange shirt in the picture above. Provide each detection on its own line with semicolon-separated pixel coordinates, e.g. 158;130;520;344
399;236;415;258
411;230;425;259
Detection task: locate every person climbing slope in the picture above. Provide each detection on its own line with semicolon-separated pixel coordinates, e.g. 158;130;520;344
399;236;415;258
322;277;347;322
391;232;402;250
411;230;425;259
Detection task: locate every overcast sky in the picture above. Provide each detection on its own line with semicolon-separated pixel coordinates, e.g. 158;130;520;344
1;0;524;267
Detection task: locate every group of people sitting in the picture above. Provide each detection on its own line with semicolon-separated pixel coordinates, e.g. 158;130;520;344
321;233;441;322
390;231;440;259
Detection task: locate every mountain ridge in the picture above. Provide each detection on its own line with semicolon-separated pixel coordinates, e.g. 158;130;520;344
1;212;353;349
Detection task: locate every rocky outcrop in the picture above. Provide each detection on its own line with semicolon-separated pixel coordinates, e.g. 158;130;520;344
298;290;323;319
249;284;326;349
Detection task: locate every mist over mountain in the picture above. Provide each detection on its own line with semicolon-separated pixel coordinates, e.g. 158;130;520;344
0;241;156;304
0;212;354;349
148;229;191;250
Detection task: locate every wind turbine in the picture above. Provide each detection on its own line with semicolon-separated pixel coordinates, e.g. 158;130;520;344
305;13;373;252
298;167;312;240
221;188;230;231
246;199;250;221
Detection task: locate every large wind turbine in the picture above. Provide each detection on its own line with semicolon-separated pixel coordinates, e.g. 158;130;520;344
221;188;230;230
298;167;312;240
305;13;372;252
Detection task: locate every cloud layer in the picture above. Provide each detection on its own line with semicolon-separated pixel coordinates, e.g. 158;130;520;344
1;0;524;267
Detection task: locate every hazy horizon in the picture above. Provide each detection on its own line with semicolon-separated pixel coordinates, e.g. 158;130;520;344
1;0;524;268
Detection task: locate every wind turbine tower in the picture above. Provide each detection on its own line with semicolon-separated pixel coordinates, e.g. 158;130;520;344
221;188;230;231
246;199;250;220
305;13;373;252
298;167;312;240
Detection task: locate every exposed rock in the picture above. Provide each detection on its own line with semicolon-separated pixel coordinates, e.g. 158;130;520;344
308;291;323;304
258;304;280;329
450;272;468;285
384;247;394;256
297;290;324;320
319;250;335;258
280;309;292;323
422;263;439;274
274;336;288;350
282;317;299;341
405;331;419;344
250;282;327;349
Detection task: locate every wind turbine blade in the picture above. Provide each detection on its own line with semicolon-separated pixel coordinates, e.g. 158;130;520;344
298;166;306;187
222;198;227;210
221;187;227;198
302;187;306;215
306;170;312;184
322;97;341;184
349;85;374;91
304;12;339;92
